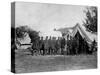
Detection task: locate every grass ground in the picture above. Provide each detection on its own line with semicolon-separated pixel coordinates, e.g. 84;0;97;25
15;50;97;73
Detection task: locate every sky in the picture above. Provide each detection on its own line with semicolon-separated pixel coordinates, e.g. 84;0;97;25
15;2;97;41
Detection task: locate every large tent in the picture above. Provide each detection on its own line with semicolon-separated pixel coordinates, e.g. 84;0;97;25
55;23;92;44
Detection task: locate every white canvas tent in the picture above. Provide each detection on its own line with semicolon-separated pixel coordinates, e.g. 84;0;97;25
55;23;96;44
16;33;32;49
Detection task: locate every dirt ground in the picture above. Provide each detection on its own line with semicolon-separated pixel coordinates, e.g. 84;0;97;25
15;50;97;73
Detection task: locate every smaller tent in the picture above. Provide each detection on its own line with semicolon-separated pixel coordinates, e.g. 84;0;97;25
16;33;32;49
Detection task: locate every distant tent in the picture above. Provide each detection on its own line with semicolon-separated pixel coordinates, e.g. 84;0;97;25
16;33;32;49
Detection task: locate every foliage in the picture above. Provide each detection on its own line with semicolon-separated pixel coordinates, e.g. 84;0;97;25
83;7;97;34
28;30;39;43
15;26;40;55
16;26;40;43
16;26;28;39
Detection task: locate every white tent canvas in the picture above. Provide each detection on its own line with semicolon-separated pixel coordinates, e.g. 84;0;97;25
56;23;97;44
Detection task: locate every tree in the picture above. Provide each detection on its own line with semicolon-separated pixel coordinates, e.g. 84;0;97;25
83;7;97;34
15;26;40;55
28;30;40;43
16;26;28;39
27;28;40;55
16;26;40;43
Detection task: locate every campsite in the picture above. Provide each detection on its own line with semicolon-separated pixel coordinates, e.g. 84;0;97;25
11;2;97;73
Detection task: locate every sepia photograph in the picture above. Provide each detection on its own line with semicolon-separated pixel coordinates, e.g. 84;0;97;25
11;2;97;73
